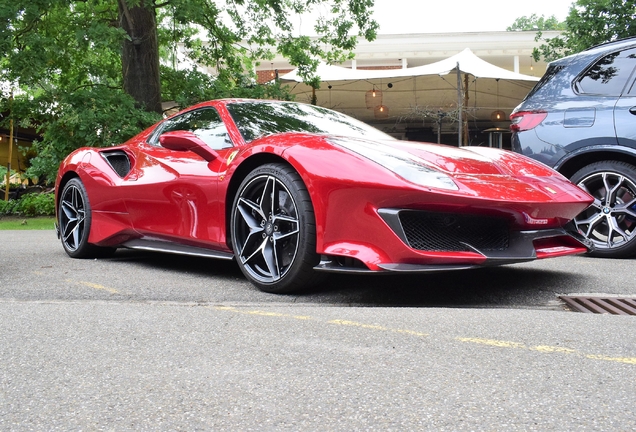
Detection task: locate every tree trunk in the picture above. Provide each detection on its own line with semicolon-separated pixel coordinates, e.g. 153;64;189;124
118;0;162;114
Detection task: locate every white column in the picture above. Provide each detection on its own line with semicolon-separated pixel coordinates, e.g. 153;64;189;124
514;55;519;73
402;58;408;69
351;59;357;70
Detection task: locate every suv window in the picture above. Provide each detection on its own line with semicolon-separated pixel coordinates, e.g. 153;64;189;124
576;48;636;96
149;108;233;149
523;64;564;101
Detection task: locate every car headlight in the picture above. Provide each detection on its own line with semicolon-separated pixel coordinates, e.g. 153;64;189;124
333;139;458;191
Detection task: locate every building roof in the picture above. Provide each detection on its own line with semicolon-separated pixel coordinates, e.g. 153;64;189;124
263;30;559;76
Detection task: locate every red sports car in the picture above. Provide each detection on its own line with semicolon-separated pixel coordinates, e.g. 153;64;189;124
56;99;593;293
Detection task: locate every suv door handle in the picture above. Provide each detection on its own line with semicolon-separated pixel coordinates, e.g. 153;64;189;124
629;107;636;115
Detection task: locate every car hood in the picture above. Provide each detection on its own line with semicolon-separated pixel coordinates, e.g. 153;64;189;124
331;136;560;178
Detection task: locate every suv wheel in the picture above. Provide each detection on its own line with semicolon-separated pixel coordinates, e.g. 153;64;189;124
570;161;636;258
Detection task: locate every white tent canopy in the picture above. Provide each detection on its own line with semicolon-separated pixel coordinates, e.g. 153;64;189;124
279;49;539;144
280;48;540;82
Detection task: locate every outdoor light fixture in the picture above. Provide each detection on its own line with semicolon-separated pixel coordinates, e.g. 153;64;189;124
490;79;505;122
374;105;389;119
365;86;383;109
490;110;506;122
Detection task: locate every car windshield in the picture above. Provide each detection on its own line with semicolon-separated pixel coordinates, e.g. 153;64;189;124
226;101;394;143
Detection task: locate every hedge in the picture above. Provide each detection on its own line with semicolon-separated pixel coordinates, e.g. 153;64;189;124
0;192;56;217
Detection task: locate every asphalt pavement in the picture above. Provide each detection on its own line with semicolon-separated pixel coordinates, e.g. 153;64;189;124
1;230;635;430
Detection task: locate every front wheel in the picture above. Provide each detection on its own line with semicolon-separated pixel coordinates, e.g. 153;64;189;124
230;163;320;293
571;160;636;258
58;178;116;258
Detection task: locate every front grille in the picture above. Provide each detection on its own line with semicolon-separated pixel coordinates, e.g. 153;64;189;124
399;211;509;252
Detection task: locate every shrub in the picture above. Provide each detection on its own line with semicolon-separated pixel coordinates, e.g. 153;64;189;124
0;199;18;215
16;192;56;216
0;192;55;217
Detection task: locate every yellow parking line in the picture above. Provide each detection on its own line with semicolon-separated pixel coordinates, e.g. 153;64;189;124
456;336;636;365
66;279;121;295
531;345;578;354
212;306;635;366
456;337;525;349
586;355;636;365
328;319;428;337
213;306;311;320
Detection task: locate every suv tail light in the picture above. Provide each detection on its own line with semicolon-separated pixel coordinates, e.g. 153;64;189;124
510;111;547;132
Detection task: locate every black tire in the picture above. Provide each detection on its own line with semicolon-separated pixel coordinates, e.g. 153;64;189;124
58;178;116;259
230;163;321;293
570;160;636;258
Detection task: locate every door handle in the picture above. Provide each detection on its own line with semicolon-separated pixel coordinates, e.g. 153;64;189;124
629;107;636;115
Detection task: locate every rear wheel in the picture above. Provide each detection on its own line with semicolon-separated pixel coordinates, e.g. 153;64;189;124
571;161;636;258
59;178;116;258
230;163;320;293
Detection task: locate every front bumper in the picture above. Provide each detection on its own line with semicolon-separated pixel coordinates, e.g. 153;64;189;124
315;209;592;274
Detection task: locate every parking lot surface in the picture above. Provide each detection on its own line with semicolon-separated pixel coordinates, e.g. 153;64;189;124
1;231;635;430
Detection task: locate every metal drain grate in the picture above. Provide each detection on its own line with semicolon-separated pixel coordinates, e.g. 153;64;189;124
559;296;636;315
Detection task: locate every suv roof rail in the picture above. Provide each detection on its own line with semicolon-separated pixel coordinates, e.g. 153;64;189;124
583;35;636;53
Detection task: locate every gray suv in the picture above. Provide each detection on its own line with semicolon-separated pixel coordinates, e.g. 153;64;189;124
511;37;636;258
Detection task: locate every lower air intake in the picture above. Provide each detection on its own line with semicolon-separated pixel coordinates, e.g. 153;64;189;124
399;211;509;252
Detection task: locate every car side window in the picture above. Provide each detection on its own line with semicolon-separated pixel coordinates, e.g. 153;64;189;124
576;48;636;96
149;108;234;149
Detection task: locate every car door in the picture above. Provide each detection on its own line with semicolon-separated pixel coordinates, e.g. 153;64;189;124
124;107;235;247
565;48;636;152
613;48;636;147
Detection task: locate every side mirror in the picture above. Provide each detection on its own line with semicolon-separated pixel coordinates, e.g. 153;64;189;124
159;130;219;162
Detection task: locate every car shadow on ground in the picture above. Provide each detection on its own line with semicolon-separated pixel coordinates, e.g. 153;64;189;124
308;268;581;309
107;249;585;309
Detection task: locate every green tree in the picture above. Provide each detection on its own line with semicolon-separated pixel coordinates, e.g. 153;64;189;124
506;13;565;31
533;0;636;62
0;0;378;182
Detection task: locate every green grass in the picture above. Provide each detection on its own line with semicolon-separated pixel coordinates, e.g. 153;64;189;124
0;216;56;230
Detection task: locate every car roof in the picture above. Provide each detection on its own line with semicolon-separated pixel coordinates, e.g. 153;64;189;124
550;36;636;67
582;36;636;55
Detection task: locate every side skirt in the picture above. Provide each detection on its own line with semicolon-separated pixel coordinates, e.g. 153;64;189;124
121;238;235;260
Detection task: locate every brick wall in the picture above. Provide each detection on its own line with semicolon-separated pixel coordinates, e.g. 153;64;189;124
256;65;400;83
256;69;293;84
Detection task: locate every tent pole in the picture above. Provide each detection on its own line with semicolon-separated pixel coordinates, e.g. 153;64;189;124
4;91;13;201
463;73;470;146
457;62;462;147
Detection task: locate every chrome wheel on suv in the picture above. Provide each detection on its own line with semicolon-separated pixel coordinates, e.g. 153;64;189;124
571;161;636;258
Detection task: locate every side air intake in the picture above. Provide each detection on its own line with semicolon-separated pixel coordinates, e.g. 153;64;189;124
101;151;131;178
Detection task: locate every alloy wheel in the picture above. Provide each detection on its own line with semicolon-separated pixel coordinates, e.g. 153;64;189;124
574;171;636;251
233;174;301;284
60;182;87;252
